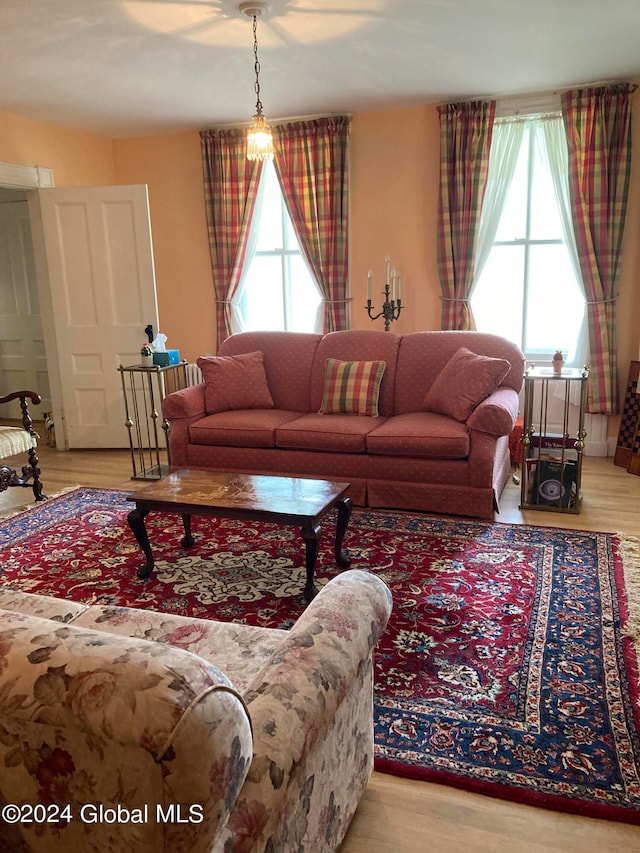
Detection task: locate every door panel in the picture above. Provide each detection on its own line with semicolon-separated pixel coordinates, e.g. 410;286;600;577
36;185;159;448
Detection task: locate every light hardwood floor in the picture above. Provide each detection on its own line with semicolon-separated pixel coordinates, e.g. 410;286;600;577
1;443;639;852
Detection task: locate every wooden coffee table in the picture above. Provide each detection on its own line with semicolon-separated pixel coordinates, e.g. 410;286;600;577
126;468;352;602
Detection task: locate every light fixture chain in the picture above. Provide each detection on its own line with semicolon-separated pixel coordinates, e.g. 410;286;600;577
253;15;264;116
244;3;274;162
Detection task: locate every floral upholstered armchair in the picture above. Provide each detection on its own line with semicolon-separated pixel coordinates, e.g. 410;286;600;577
0;569;392;852
0;390;44;501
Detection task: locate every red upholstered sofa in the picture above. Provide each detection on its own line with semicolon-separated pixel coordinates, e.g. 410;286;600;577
162;329;525;518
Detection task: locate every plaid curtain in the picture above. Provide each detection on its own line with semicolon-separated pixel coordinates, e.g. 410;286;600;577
272;116;350;333
561;84;633;415
200;129;263;347
437;100;496;330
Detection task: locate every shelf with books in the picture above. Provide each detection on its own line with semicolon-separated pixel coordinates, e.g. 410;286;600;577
519;365;589;513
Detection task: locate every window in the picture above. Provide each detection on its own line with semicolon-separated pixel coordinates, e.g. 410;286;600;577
471;117;586;364
233;161;322;333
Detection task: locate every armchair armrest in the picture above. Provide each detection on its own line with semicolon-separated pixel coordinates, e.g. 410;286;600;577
467;386;519;436
0;611;252;852
229;570;392;849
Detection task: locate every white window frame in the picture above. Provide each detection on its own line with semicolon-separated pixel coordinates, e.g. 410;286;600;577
232;161;322;334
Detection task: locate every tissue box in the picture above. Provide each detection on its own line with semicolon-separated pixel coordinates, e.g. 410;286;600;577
152;352;170;367
167;349;181;365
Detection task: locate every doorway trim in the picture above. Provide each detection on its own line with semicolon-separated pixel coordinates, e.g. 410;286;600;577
0;160;64;447
0;161;54;190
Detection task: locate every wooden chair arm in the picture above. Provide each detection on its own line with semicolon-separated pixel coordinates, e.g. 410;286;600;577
0;391;42;406
0;391;42;435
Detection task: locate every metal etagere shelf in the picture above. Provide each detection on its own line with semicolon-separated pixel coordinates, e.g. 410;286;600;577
118;361;188;480
520;365;589;514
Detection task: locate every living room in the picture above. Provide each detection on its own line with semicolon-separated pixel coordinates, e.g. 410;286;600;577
1;2;640;851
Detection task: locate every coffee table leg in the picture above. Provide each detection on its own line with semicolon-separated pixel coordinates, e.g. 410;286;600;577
301;521;321;603
127;506;154;579
181;514;194;548
335;497;352;568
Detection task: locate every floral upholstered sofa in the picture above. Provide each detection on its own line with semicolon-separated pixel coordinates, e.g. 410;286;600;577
0;569;392;853
163;329;525;519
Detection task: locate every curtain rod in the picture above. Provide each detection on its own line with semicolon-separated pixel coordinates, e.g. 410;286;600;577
439;79;638;109
205;111;351;131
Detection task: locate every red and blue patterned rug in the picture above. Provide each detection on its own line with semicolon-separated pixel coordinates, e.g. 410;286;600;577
2;487;640;824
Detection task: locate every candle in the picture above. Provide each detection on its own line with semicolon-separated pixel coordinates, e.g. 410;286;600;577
367;270;372;302
385;255;390;286
397;273;402;302
391;269;396;302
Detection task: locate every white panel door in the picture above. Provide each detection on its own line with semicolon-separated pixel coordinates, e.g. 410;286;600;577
36;185;159;448
0;198;51;419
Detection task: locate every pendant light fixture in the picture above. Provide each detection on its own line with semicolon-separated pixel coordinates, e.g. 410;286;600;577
239;2;274;161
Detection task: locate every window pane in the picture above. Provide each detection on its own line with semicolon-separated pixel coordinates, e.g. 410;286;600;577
494;127;529;242
286;256;322;332
255;163;283;251
471;245;525;346
284;204;299;249
239;256;284;331
238;160;321;335
529;141;563;240
524;245;585;356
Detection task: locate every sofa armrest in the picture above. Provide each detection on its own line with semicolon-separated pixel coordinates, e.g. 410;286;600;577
162;384;206;420
467;385;519;436
229;569;392;849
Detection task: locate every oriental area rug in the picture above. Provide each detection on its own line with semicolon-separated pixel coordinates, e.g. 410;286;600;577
2;487;640;824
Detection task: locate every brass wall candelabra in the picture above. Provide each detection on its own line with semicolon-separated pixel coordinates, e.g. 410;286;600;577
365;255;403;332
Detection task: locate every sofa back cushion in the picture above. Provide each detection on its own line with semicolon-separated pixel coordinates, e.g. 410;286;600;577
394;331;525;415
219;331;322;412
310;330;401;417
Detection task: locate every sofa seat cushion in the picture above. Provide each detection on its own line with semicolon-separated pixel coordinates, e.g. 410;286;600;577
190;410;303;449
73;605;287;693
276;412;386;453
0;588;90;623
366;412;470;459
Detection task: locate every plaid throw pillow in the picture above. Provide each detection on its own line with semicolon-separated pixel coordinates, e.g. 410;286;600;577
319;358;386;417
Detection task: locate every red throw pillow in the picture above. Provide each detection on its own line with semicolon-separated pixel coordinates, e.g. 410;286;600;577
197;351;275;415
319;358;386;417
423;347;510;422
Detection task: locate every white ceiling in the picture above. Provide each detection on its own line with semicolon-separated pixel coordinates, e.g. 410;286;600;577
2;0;640;139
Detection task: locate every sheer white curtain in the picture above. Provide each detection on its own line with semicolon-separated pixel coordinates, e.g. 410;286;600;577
535;116;588;371
471;118;526;292
230;168;268;334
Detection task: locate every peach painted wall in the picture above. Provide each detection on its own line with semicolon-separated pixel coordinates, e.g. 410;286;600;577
0;110;114;185
113;131;214;363
349;106;441;334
